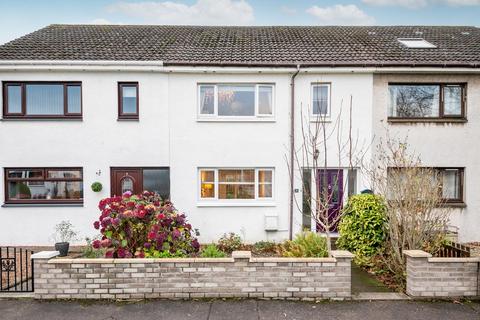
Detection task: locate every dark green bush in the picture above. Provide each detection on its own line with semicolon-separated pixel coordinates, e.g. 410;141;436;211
337;194;387;265
280;231;328;258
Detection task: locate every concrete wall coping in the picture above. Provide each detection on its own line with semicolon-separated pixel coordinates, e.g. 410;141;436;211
39;250;353;264
331;250;355;259
31;251;60;259
403;250;432;258
428;257;480;263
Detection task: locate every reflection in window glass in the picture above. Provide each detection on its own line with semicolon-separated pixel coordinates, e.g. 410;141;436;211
121;177;134;194
7;181;83;200
258;169;273;198
67;85;81;114
389;85;440;118
312;85;329;115
8;169;43;179
7;85;22;113
219;169;255;183
199;85;215;115
121;86;137;114
200;170;215;198
143;169;170;199
218;85;255;116
47;170;82;179
444;86;462;116
442;169;460;200
26;84;64;115
258;86;273;115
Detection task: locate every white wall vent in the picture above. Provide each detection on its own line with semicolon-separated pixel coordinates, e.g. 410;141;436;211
264;212;279;231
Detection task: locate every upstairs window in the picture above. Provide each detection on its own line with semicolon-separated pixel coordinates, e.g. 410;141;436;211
198;84;274;119
5;168;83;204
118;82;139;120
388;84;465;120
311;83;331;117
3;82;82;119
397;38;436;49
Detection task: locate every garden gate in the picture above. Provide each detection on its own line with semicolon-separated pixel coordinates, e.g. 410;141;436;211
0;247;34;292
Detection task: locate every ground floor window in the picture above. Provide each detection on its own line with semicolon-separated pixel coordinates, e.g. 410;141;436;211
110;167;170;199
4;167;83;204
387;167;464;205
199;168;274;201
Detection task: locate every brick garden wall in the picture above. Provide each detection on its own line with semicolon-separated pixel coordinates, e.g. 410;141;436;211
32;250;353;300
404;250;479;298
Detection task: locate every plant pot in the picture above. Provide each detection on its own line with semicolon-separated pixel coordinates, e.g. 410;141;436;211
55;242;70;257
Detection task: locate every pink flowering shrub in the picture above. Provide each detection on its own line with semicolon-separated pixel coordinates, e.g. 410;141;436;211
93;191;199;258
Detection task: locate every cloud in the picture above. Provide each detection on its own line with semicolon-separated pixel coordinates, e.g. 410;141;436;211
88;18;119;25
362;0;428;8
362;0;480;8
441;0;480;5
306;4;375;25
280;5;297;15
107;0;254;25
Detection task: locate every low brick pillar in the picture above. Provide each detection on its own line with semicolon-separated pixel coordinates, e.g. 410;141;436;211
31;250;354;300
404;250;479;298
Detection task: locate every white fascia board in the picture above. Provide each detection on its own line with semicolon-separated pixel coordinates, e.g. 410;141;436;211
0;60;479;74
0;60;165;72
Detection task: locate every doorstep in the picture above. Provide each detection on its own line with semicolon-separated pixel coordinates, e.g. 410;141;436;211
352;292;410;301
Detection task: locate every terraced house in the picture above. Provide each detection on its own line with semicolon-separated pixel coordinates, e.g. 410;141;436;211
0;25;479;245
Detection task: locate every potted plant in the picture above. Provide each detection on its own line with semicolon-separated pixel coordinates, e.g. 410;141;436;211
53;220;78;257
91;182;103;192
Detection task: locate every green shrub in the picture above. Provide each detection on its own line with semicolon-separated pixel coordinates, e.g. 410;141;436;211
281;231;328;258
253;241;278;254
200;244;227;258
336;194;387;265
217;232;242;253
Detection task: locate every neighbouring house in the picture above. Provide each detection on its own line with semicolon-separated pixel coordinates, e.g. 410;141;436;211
0;25;479;245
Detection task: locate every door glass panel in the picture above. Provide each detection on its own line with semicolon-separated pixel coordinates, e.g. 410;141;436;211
121;177;134;194
143;169;170;199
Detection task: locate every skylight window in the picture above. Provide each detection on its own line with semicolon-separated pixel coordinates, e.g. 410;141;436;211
397;38;436;49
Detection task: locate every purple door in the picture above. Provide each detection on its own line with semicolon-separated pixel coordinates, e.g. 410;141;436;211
316;169;343;232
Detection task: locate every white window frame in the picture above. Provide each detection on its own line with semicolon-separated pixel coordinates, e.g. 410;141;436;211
310;83;331;120
197;167;275;206
197;83;275;121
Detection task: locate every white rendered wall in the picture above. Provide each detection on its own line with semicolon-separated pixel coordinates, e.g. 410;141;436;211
0;71;170;245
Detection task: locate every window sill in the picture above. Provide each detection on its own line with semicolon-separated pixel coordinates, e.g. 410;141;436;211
196;202;276;207
1;118;83;122
387;118;467;124
117;118;139;122
310;117;332;123
440;202;466;208
197;118;275;123
2;203;84;208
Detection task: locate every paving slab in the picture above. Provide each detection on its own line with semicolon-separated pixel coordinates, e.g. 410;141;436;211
0;299;478;320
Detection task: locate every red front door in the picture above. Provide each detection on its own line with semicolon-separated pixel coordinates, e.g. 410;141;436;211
111;169;143;196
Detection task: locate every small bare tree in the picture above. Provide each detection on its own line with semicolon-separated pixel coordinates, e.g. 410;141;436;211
366;134;451;279
288;96;366;255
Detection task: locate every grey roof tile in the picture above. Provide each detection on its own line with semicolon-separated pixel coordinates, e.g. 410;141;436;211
0;25;479;67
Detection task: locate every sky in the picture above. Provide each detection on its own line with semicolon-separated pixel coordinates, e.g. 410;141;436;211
0;0;479;45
